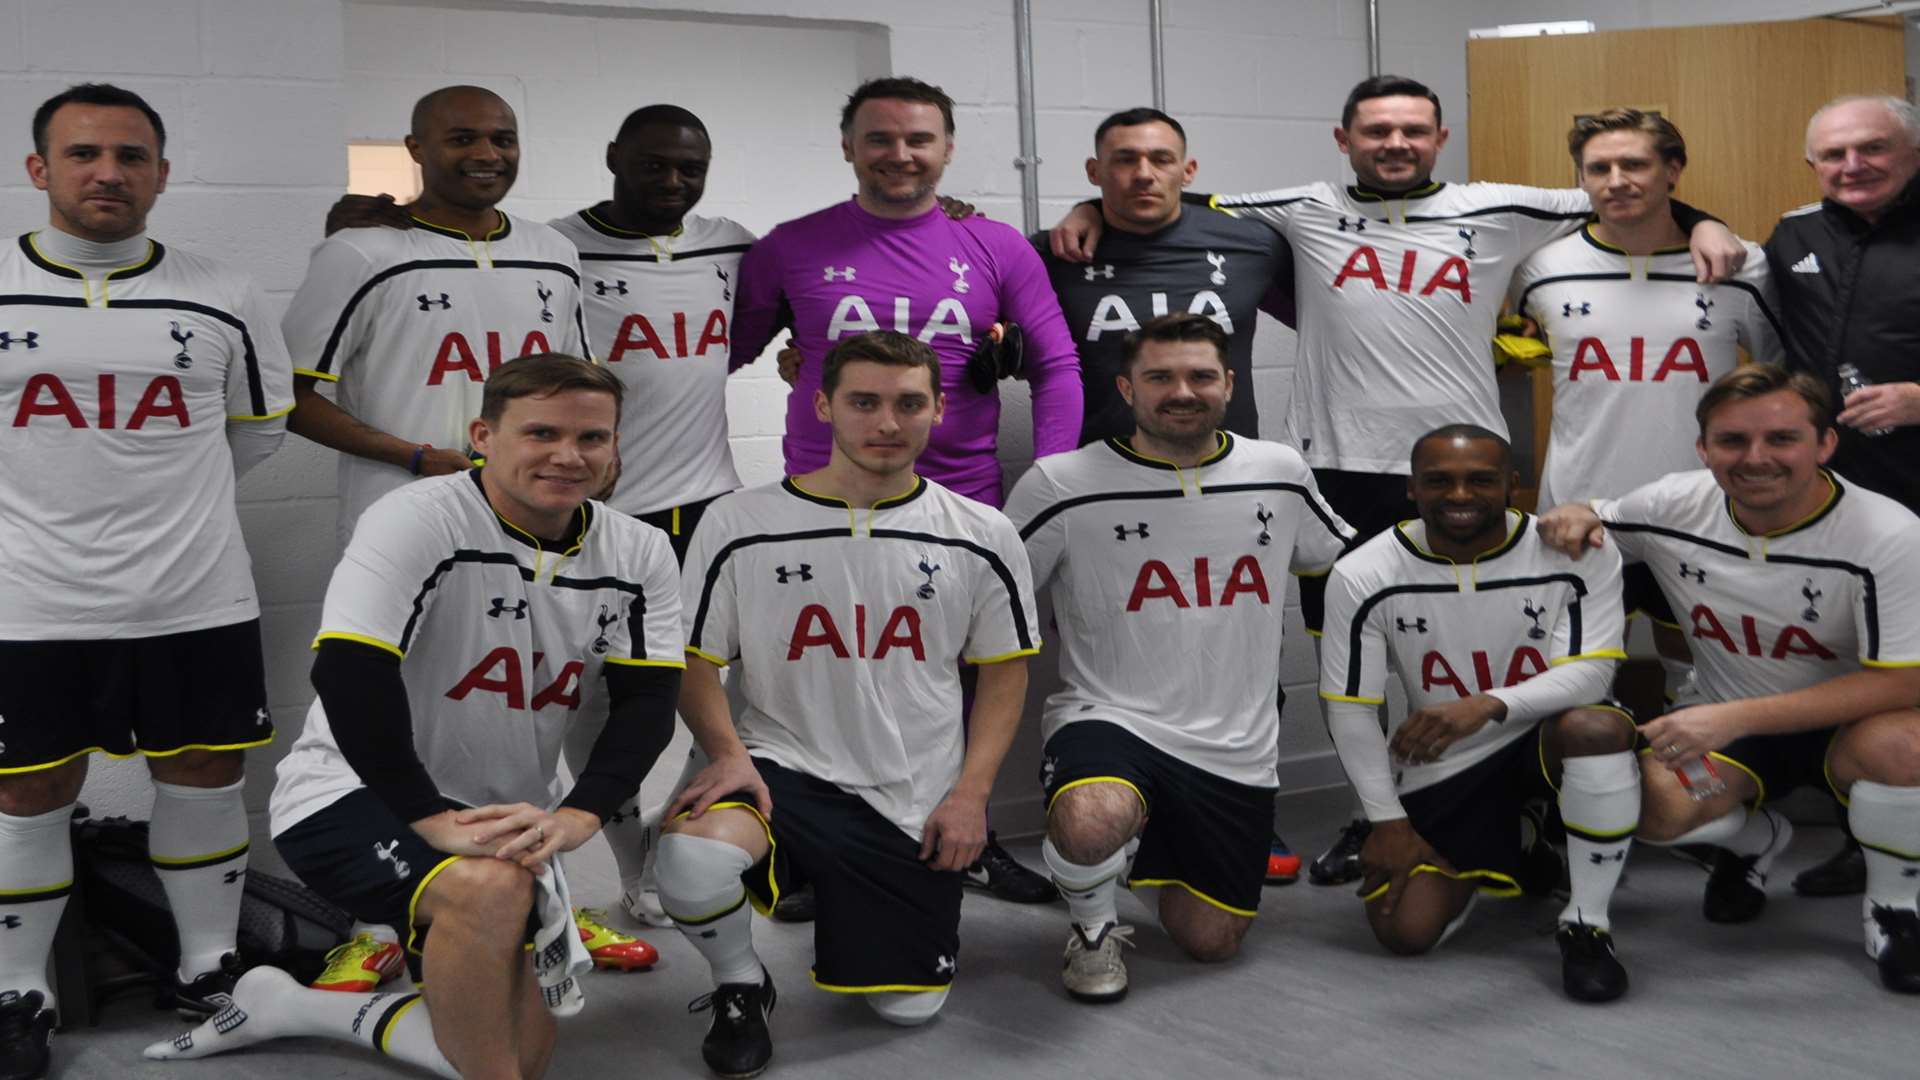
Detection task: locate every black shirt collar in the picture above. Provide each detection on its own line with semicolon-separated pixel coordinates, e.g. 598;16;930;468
1104;431;1235;470
1347;180;1446;203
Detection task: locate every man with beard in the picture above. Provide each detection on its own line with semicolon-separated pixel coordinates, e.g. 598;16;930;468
1003;314;1352;1002
1320;424;1635;1002
282;85;589;546
1540;365;1920;993
657;331;1039;1076
729;76;1077;902
1050;74;1742;887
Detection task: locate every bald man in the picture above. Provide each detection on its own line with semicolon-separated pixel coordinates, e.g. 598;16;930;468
282;84;590;543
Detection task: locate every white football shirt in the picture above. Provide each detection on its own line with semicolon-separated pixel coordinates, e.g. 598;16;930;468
280;215;589;539
269;470;684;834
1004;433;1353;787
1512;226;1784;507
0;232;294;638
1212;181;1589;473
1596;469;1920;705
1320;511;1627;793
682;476;1040;839
549;210;754;516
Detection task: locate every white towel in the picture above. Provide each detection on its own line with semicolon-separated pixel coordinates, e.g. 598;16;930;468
530;860;592;1016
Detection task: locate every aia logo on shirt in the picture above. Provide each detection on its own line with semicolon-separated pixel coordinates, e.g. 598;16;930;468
1421;647;1547;697
786;604;925;661
426;331;556;385
445;648;584;711
1125;556;1270;612
1568;338;1709;382
1332;246;1470;302
12;373;190;429
604;310;729;362
1688;605;1834;660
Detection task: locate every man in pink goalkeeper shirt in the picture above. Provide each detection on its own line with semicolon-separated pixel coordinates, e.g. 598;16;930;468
731;76;1083;508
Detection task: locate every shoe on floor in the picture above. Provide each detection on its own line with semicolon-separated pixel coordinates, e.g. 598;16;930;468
1703;810;1792;925
311;932;404;993
1062;922;1133;1003
771;883;817;924
1266;833;1301;885
965;833;1059;903
167;952;247;1019
1310;819;1370;886
1793;838;1867;898
690;967;776;1078
1556;922;1629;1003
1868;904;1920;994
0;990;52;1080
576;907;658;971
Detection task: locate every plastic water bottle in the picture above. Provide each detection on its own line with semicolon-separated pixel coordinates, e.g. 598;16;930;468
1837;363;1894;437
1674;755;1726;801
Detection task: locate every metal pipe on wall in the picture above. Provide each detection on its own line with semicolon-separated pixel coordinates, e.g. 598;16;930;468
1013;0;1041;233
1149;0;1167;109
1367;0;1381;76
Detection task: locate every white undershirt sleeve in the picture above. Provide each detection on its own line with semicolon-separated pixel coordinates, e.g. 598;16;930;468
1325;698;1407;823
1486;656;1617;725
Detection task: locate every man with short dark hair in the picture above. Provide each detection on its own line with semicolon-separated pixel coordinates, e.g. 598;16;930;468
282;85;589;545
1052;74;1745;886
728;75;1078;901
658;330;1039;1076
1540;364;1920;993
0;82;294;1077
1005;313;1350;1002
149;354;687;1077
1321;424;1634;1002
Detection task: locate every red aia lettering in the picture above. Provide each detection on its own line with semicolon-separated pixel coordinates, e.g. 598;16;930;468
12;373;189;429
1420;647;1548;697
1567;338;1710;382
1331;247;1471;302
1124;556;1271;612
786;603;926;661
426;331;555;385
605;310;730;363
444;647;585;710
1688;605;1836;660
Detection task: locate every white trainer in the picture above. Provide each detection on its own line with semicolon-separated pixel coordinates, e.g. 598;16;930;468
1062;922;1133;1003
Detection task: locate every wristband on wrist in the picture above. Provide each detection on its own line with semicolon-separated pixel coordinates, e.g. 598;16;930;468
409;444;430;475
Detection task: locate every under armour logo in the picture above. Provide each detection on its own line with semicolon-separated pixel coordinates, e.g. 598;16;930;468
373;840;411;881
934;955;956;975
1395;617;1428;633
1802;578;1823;623
1588;850;1626;865
948;257;971;294
1522;599;1547;640
775;564;812;583
916;556;941;599
222;868;247;885
487;597;529;620
254;706;269;726
1562;301;1591;317
1084;264;1115;281
1113;523;1149;541
1902;866;1919;878
1206;251;1227;286
591;603;619;655
416;293;451;311
1694;293;1714;331
594;279;628;296
1457;227;1477;258
0;916;20;930
536;282;554;323
715;266;731;300
1337;216;1367;232
1255;503;1273;546
0;330;40;351
1678;563;1706;583
1039;755;1056;789
823;266;856;282
169;320;194;370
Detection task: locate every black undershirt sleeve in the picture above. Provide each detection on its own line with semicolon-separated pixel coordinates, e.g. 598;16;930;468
310;639;459;824
560;664;683;822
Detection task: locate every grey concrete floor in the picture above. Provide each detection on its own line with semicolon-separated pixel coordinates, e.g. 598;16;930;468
58;792;1920;1079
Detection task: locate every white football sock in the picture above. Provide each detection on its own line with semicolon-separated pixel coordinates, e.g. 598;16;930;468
149;779;248;981
1646;806;1746;848
1558;753;1639;930
656;833;762;987
142;965;456;1078
1850;780;1920;949
0;805;74;1007
1042;838;1126;938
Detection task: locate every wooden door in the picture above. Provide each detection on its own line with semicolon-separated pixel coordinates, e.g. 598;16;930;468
1466;15;1907;509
